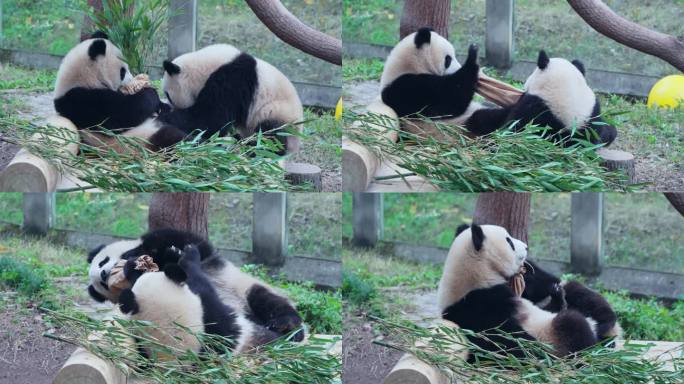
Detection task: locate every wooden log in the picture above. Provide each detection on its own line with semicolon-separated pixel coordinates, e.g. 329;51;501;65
384;353;448;384
0;116;79;192
53;347;127;384
285;162;322;191
596;148;636;184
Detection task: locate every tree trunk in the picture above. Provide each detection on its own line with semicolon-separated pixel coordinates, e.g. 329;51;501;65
244;0;341;65
400;0;451;39
81;0;103;41
472;192;531;243
567;0;684;72
148;193;209;239
664;193;684;217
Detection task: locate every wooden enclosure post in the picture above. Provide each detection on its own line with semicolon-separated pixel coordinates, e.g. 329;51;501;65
485;0;514;68
352;193;383;247
22;193;55;235
399;0;451;39
168;0;197;59
252;192;288;266
571;192;604;275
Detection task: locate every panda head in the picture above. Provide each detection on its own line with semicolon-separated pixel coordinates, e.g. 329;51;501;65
86;238;142;303
54;32;134;98
161;44;242;109
380;27;458;88
438;224;528;310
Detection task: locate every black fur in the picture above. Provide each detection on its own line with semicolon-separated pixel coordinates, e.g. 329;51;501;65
118;288;139;315
571;59;586;76
87;284;107;302
455;224;469;238
163;263;187;284
414;27;432;48
157;53;259;140
442;284;535;359
247;284;304;341
470;223;484;251
87;244;106;263
537;50;550;70
121;228;218;270
91;31;109;40
464;106;512;135
88;39;107;60
246;119;289;156
551;310;598;355
522;259;561;305
163;60;181;75
381;44;480;120
177;245;243;349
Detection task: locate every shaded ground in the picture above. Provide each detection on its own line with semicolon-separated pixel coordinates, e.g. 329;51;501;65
342;314;403;384
343;80;684;192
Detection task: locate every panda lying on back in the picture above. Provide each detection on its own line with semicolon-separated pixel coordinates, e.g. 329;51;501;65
87;228;305;343
437;224;620;359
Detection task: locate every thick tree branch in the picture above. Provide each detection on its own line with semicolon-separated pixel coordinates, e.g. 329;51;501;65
148;193;209;238
567;0;684;72
473;192;531;244
244;0;341;66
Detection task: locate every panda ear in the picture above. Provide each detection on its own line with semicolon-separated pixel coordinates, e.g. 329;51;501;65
163;60;181;76
87;244;106;263
537;50;549;70
88;40;107;61
571;59;586;76
91;31;109;40
455;224;469;238
470;224;485;252
414;27;433;48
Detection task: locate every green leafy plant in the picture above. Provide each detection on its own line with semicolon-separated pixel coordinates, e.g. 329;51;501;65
85;0;170;73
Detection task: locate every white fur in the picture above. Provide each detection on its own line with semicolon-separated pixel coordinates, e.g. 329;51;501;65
524;58;596;128
381;30;458;88
88;239;142;301
437;225;528;312
54;38;133;99
515;298;558;344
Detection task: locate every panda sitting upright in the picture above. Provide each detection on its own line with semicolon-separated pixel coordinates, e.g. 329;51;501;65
437;224;618;359
86;228;304;342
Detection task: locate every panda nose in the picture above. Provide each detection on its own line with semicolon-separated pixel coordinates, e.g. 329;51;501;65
100;270;109;282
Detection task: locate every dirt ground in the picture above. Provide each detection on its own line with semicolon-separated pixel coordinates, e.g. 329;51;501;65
342;314;403;384
0;299;74;384
343;81;684;192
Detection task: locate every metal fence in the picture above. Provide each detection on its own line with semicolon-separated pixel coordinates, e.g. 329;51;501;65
349;192;684;299
13;192;340;288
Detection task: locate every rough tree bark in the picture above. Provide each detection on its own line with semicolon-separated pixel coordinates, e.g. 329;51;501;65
567;0;684;72
472;192;531;244
80;0;104;41
148;193;209;239
400;0;451;39
244;0;341;65
664;193;684;217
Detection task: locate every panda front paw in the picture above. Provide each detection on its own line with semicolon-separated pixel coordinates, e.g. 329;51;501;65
178;244;201;268
267;314;304;341
550;283;567;311
465;44;479;68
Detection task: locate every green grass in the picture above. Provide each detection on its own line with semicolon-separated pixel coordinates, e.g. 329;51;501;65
0;64;58;92
342;58;385;82
343;0;683;77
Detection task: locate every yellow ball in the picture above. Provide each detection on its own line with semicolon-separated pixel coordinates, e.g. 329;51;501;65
647;75;684;108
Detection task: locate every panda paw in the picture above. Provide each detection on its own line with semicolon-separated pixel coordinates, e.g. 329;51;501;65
267;314;304;341
550;283;568;311
178;244;201;268
465;44;479;68
163;263;187;285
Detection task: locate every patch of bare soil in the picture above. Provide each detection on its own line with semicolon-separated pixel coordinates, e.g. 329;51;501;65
0;299;74;384
343;314;403;384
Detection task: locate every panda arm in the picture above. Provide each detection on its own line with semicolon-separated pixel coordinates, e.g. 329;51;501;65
508;93;565;133
464;106;512;135
584;101;617;146
55;87;162;131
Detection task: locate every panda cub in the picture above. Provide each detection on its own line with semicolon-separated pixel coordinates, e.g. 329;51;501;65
86;228;304;341
437;224;606;358
118;244;278;356
53;32;186;150
159;44;304;155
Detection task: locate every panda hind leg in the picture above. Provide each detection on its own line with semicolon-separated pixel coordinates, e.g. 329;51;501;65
148;124;188;150
464;106;511;136
551;309;597;356
246;285;304;341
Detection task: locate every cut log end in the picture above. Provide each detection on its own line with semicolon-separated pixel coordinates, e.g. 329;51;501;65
342;147;372;192
284;162;323;191
384;369;434;384
596;148;636;184
0;160;51;192
53;347;126;384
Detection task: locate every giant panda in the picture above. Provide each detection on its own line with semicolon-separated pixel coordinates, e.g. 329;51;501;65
487;50;617;146
379;28;507;139
86;228;304;341
53;32;187;150
521;259;621;343
437;224;607;359
118;244;281;358
159;44;304;155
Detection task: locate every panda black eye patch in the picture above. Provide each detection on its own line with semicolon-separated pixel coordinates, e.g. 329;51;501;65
98;256;110;268
506;237;515;251
120;67;126;81
445;55;452;68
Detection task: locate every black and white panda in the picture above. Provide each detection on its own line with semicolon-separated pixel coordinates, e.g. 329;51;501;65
53;32;186;150
437;224;609;358
379;28;506;139
521;259;621;343
118;244;281;358
86;228;304;342
159;44;304;155
488;50;617;146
